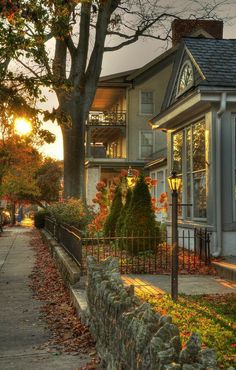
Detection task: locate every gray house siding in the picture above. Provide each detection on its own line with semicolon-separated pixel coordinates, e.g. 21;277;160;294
221;109;236;231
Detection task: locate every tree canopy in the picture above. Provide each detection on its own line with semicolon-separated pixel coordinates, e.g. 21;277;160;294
0;0;232;199
0;135;62;211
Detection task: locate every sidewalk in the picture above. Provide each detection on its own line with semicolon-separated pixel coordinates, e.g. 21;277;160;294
122;273;236;296
0;227;91;370
1;227;235;370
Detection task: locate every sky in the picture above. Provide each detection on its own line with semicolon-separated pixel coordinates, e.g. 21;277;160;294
40;2;236;160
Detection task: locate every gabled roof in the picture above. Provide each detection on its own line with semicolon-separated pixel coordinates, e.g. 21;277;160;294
150;37;236;127
184;38;236;87
99;69;138;83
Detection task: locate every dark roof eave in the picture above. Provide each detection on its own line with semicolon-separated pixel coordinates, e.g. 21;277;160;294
149;92;195;126
97;82;132;88
99;69;138;82
144;157;167;170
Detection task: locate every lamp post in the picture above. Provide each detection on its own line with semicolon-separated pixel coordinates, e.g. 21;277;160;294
168;170;182;301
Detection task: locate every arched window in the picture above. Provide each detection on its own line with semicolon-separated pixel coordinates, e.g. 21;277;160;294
177;60;194;95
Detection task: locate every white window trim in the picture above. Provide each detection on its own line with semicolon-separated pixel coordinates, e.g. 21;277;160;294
139;90;155;116
150;169;166;196
171;118;207;222
139;130;154;159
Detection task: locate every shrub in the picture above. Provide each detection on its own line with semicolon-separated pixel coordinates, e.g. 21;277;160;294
34;209;50;229
116;187;132;236
123;175;158;253
47;198;92;232
104;186;123;236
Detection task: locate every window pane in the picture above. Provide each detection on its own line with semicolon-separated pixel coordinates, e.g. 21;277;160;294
156;171;164;198
186;128;191;172
193;121;205;171
193;171;207;218
141;132;153;158
141;92;153;114
141;145;153;158
178;176;183;217
151;172;157;198
141;132;153;145
186;173;191;218
173;131;183;174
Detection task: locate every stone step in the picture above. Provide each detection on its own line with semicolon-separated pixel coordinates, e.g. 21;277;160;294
212;260;236;282
70;284;89;325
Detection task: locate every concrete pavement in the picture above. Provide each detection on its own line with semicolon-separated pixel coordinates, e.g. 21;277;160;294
122;273;236;296
0;227;91;370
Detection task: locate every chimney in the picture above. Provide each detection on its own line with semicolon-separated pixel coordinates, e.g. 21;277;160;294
171;19;223;46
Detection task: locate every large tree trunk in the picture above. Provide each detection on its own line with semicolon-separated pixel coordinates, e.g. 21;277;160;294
62;100;86;200
56;1;119;201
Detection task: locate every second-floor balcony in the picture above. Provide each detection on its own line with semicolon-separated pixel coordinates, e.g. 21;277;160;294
87;111;126;126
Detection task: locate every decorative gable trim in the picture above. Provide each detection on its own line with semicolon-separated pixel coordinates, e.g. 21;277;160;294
185;47;206;80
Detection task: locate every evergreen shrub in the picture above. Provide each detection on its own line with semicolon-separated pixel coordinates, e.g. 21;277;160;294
116;187;132;236
123;175;159;254
104;186;122;236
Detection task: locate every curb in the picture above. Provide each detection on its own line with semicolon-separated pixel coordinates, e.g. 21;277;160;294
212;261;236;282
40;229;89;324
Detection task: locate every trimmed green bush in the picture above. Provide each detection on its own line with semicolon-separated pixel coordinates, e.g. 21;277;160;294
123;175;157;253
104;186;123;236
34;209;49;229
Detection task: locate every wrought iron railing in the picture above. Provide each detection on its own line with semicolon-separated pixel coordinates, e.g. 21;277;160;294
45;217;82;267
87;111;126;126
44;218;211;275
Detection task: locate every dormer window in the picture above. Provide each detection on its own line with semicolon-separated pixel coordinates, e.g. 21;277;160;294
177;60;194;95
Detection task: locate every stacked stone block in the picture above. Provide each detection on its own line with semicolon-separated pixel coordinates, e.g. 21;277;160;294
86;256;219;370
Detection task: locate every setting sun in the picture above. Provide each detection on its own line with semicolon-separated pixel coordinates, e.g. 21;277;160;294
14;118;32;136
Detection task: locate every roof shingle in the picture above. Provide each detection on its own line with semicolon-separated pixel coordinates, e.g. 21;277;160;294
184;38;236;87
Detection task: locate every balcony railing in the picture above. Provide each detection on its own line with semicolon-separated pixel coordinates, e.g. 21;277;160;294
87;145;125;159
87;111;126;126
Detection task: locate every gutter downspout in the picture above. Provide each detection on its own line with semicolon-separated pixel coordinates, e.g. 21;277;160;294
212;92;227;257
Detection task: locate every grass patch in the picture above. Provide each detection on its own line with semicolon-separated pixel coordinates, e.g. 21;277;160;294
136;292;236;368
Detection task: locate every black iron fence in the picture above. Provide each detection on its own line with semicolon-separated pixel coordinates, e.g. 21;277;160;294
45;217;82;266
44;218;211;275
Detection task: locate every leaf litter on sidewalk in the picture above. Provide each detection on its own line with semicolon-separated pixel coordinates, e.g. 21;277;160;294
29;229;100;370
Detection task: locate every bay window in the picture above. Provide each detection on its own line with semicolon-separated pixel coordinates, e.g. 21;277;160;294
172;119;207;220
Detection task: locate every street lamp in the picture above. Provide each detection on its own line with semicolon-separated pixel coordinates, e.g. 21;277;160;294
168;170;182;301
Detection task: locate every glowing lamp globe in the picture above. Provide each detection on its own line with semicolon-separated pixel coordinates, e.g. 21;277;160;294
168;171;182;193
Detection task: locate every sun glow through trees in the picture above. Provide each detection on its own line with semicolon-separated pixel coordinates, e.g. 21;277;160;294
14;118;32;136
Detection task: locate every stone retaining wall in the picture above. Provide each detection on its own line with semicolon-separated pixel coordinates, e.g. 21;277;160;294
87;256;219;370
40;229;81;285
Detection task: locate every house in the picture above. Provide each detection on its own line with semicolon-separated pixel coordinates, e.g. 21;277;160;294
149;20;236;257
86;18;235;257
85;50;175;204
